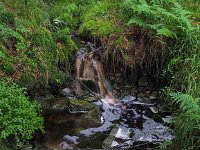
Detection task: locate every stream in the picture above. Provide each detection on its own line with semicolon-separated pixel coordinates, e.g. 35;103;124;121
30;42;174;150
32;93;174;150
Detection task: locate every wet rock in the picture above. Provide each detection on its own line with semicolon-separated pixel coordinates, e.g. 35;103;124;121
59;141;73;150
63;135;79;144
122;96;136;102
104;126;133;148
144;92;151;99
152;91;158;96
80;101;121;137
133;119;174;143
149;95;157;100
149;106;159;114
69;99;95;113
137;93;145;98
111;141;119;147
162;116;174;124
104;79;113;93
52;103;67;111
82;108;102;124
145;91;151;94
81;95;97;102
133;98;155;106
48;114;71;124
115;127;132;140
22;145;32;150
103;126;119;148
60;88;74;97
39;97;69;112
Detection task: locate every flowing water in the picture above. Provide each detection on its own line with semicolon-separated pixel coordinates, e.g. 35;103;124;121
34;43;174;150
74;43;117;104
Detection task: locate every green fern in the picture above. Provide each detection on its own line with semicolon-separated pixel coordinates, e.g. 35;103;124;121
164;88;200;149
167;90;200;114
122;0;195;38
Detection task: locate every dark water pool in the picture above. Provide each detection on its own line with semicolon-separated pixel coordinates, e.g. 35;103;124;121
35;96;174;150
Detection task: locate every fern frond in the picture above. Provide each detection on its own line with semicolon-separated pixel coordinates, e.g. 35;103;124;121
167;89;200;114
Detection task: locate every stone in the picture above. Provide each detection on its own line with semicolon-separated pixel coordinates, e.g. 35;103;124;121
81;95;97;102
162;116;174;124
137;93;145;98
145;91;151;94
69;99;95;113
135;98;154;106
126;98;155;106
39;97;69;112
111;141;119;147
152;91;158;96
122;96;136;102
61;88;73;97
134;119;174;143
52;103;66;111
82;107;102;124
115;127;131;140
149;95;157;100
22;145;32;150
63;135;79;144
59;142;73;150
149;106;159;114
103;126;119;148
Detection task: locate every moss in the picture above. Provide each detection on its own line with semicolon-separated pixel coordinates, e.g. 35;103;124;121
79;1;120;37
70;99;95;110
80;19;116;36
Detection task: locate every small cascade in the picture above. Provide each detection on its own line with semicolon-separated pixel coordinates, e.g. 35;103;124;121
74;43;118;104
33;42;174;150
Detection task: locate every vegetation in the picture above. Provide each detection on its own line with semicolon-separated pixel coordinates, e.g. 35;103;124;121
0;80;43;147
79;1;200;148
0;0;200;149
0;0;77;90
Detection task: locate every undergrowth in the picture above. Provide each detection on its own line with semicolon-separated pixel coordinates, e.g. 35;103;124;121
0;0;77;90
0;80;44;147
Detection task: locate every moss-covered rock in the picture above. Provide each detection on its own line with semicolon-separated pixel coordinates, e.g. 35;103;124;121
38;97;69;112
82;107;102;124
69;99;96;113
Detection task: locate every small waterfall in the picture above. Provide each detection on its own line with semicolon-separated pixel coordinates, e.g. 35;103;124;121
74;43;118;104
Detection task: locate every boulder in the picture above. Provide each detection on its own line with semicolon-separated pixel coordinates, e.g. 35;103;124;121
68;99;96;113
60;88;74;97
38;97;69;112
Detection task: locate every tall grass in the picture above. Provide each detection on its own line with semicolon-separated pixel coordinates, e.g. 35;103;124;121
161;0;200;148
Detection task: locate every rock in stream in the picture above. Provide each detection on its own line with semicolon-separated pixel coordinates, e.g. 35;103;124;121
35;95;174;150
